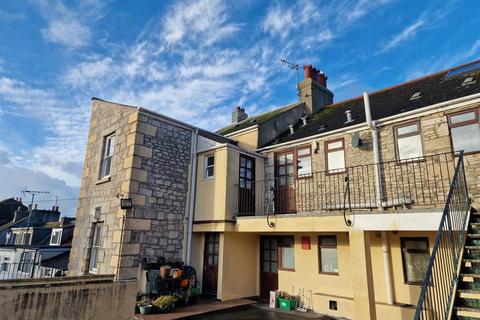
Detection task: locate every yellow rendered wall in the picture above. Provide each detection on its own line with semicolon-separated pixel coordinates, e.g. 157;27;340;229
194;147;264;223
194;148;228;222
189;233;205;290
229;129;259;150
277;233;355;319
218;232;259;300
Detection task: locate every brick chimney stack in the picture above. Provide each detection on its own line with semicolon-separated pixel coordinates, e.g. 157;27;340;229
299;64;333;114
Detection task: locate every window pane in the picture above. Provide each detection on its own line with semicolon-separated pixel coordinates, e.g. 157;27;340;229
205;166;214;177
327;141;343;150
397;135;423;160
404;252;429;283
271;249;277;261
240;157;246;167
321;247;338;273
279;166;285;175
287;164;294;174
279;176;286;186
278;156;285;165
397;124;419;135
281;247;295;269
320;236;337;246
450;111;476;124
240;167;245;177
327;150;345;172
206;156;214;166
297;157;312;176
286;154;293;164
451;125;480;153
404;239;428;250
263;261;270;272
246;159;253;169
298;148;310;156
246;170;252;179
271;262;278;273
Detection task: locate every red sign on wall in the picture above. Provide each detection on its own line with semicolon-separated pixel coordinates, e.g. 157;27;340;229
301;236;311;250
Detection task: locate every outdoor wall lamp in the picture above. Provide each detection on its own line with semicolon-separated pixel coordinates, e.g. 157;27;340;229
120;198;133;210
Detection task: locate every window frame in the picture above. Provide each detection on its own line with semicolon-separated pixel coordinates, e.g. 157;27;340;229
278;237;295;272
318;235;339;275
203;154;215;179
325;138;346;174
401;237;430;285
50;228;63;246
394;120;425;163
99;133;115;179
447;108;480;155
0;256;10;272
89;223;103;273
18;252;34;274
296;145;312;178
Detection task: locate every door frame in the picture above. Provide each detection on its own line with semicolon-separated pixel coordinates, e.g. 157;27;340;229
202;232;219;297
274;149;297;213
259;236;279;299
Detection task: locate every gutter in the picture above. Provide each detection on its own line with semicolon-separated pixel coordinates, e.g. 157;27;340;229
185;129;199;265
198;143;267;160
363;92;394;306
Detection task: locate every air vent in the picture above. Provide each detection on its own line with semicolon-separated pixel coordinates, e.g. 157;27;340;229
329;300;338;310
462;76;476;86
410;92;423;100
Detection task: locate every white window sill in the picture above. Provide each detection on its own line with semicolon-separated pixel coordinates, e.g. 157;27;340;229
96;176;111;185
202;176;215;181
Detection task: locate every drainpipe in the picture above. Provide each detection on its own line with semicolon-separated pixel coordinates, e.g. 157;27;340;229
363;92;394;305
185;129;199;265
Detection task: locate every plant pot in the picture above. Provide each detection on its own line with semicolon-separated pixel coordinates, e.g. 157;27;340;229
139;305;153;315
172;268;183;279
160;265;171;278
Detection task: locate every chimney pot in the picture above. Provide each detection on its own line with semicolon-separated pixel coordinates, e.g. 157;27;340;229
303;65;312;79
34;204;37;210
232;106;248;123
289;124;295;135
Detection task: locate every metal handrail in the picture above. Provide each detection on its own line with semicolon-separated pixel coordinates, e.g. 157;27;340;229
234;152;455;216
414;151;470;319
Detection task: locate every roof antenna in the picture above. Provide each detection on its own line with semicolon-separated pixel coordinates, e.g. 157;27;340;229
280;58;300;100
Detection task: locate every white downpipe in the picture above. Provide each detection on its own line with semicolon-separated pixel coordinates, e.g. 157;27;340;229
185;129;198;265
363;92;394;305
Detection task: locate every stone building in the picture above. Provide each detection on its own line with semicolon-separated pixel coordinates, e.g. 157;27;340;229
68;99;231;279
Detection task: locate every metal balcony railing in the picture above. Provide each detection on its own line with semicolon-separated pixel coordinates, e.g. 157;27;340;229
235;152;455;216
414;151;470;320
0;261;66;280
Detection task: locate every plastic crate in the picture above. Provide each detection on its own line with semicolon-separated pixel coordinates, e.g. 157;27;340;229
278;297;297;310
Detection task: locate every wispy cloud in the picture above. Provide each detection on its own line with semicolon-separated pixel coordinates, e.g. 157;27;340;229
35;0;104;48
380;19;425;53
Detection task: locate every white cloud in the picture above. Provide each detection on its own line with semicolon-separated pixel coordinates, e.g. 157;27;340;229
162;0;240;46
380;19;425;53
35;0;104;48
41;18;91;48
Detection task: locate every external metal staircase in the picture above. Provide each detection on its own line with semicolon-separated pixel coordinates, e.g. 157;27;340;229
452;212;480;319
414;151;471;320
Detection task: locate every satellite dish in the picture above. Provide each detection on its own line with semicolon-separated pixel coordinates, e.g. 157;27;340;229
351;132;361;148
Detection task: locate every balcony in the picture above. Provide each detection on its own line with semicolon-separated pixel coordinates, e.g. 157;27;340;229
234;152;455;217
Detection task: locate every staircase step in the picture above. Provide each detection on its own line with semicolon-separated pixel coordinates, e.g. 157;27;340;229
456;306;480;318
461;274;480;282
465;246;480;251
460;290;480;300
464;259;480;264
469;235;480;239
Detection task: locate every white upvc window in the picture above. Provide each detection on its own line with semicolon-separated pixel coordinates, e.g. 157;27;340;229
203;155;215;179
326;139;346;173
395;122;424;161
50;228;63;246
89;223;103;273
100;133;115;178
448;109;480;154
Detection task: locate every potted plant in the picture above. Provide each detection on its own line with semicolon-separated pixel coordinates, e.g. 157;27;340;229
187;286;201;305
138;300;153;315
160;265;172;278
153;295;176;313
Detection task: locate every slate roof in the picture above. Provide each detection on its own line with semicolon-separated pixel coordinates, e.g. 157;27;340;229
0;198;26;226
266;59;480;146
216;101;304;135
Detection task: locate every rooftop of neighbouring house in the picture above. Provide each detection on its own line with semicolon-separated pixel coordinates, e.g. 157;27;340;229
216;101;304;136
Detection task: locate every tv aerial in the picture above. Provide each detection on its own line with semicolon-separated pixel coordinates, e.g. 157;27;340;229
280;58;300;100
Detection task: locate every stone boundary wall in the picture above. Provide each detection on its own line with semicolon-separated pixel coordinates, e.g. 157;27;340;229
0;275;136;320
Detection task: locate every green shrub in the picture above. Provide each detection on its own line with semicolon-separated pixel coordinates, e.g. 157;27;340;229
153;295;176;313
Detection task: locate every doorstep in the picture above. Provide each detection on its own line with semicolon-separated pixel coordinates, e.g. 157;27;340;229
134;298;256;320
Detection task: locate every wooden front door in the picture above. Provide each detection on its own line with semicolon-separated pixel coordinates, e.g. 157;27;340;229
260;237;278;299
203;233;219;297
238;155;255;215
275;151;296;213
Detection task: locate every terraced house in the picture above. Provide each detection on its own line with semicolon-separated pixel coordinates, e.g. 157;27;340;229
70;59;480;319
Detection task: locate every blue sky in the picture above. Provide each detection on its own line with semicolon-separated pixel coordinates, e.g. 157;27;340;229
0;0;479;215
